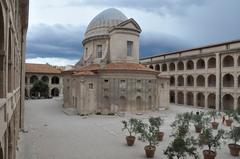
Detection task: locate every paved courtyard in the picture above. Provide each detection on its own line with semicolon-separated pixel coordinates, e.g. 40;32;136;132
17;98;238;159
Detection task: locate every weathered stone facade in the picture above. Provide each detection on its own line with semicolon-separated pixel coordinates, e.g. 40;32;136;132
0;0;29;159
141;40;240;112
63;8;169;115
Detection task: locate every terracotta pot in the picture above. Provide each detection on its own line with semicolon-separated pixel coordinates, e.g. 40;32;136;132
126;136;135;146
144;145;156;158
194;125;203;133
203;150;216;159
156;131;164;141
211;122;219;129
228;144;240;156
226;119;233;127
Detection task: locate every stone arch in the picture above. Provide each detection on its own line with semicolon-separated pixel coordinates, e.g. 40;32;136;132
208;74;216;87
208;57;216;68
0;3;4;98
161;63;167;72
42;76;49;83
30;75;38;84
170;91;175;103
223;55;234;67
119;96;127;112
186;60;194;70
186;75;194;86
197;92;205;107
7;29;12;93
177;61;184;70
136;96;143;111
149;65;153;69
51;88;59;97
187;92;194;106
170;76;175;86
51;76;59;84
155;64;160;71
222;94;234;110
169;63;175;71
223;73;234;87
197;75;205;87
197;59;205;69
177;75;184;86
177;92;184;104
208;93;216;109
0;142;3;159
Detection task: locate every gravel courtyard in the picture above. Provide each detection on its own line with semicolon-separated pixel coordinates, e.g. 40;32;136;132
17;98;238;159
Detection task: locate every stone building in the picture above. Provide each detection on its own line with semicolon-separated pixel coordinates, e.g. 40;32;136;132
0;0;29;159
25;63;63;98
140;40;240;112
63;8;169;115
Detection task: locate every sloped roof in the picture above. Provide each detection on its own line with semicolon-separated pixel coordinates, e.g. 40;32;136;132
26;63;62;74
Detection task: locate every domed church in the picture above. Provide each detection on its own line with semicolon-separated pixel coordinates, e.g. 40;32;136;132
63;8;169;115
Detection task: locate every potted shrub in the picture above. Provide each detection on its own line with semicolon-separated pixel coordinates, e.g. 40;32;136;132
164;121;199;159
199;128;225;159
225;109;236;127
140;123;158;158
192;112;205;133
149;116;164;141
208;110;219;129
227;126;240;156
122;118;143;146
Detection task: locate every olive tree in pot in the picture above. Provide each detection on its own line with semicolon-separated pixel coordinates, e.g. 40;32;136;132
224;109;238;127
165;120;199;159
192;112;206;133
140;123;158;158
149;116;164;141
227;126;240;156
208;111;220;129
199;128;225;159
122;118;143;146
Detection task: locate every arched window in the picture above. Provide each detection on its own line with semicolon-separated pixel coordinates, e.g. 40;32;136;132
169;63;175;71
119;96;127;112
148;96;152;110
52;76;59;84
208;57;216;68
223;94;234;110
208;94;216;109
136;96;143;112
177;61;184;70
155;64;160;71
170;91;175;103
170;76;175;86
149;65;153;69
208;74;216;87
30;75;38;84
187;92;194;106
177;92;184;104
197;59;205;69
197;75;205;87
197;93;205;107
223;55;234;67
223;74;234;87
186;60;194;70
177;76;184;86
42;76;49;83
161;64;167;72
51;88;59;97
186;75;194;86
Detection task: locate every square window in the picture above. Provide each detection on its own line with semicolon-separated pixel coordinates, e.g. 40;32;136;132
89;83;93;89
127;41;133;56
104;79;109;83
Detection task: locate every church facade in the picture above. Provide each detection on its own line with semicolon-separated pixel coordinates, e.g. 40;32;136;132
63;8;169;115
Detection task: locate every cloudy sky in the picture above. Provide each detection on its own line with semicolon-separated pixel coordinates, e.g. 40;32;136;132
26;0;240;66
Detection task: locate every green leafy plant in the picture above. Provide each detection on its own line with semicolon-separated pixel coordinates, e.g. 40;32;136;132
31;80;49;97
141;124;158;146
122;118;143;136
171;112;193;130
227;126;240;146
208;110;220;123
149;116;163;132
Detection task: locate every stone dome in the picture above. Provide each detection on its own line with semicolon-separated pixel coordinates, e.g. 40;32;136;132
84;8;128;39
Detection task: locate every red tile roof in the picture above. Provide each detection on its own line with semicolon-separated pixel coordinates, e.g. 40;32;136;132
26;63;62;74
